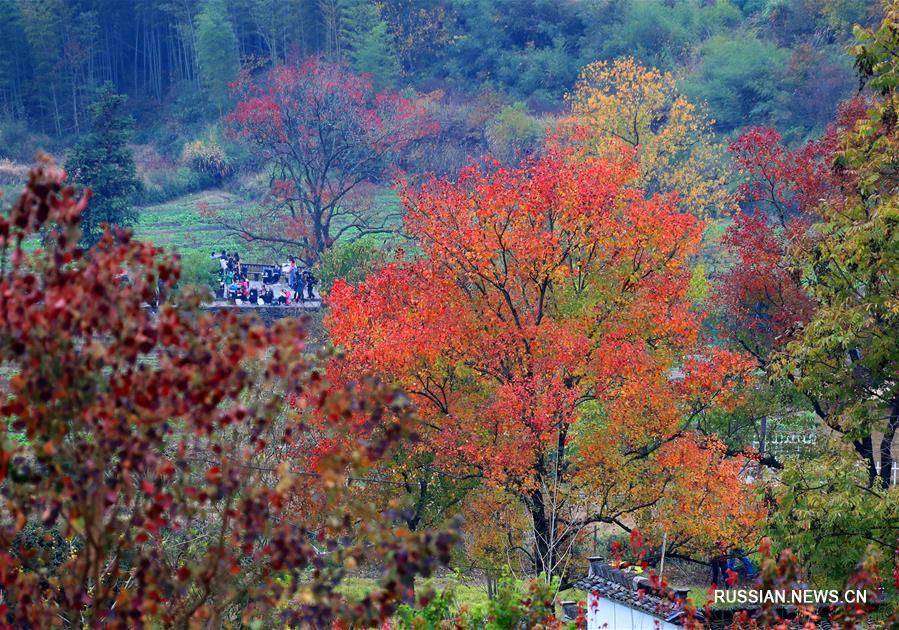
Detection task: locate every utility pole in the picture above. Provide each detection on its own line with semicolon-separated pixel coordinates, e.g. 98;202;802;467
659;532;668;580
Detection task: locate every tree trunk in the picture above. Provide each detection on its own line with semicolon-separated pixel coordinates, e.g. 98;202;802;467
402;473;428;531
527;485;552;578
71;75;79;134
854;435;879;487
879;401;899;488
51;87;61;136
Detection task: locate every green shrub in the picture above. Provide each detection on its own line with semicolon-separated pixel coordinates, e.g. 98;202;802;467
181;138;234;183
141;166;207;204
683;33;790;132
315;236;391;293
457;575;568;629
395;583;457;629
176;249;220;295
0;119;57;163
12;522;76;575
485;103;546;164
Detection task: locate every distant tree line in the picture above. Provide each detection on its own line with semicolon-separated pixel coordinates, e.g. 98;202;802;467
0;0;401;135
0;0;881;142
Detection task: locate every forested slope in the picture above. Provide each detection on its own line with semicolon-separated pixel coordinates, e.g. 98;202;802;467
0;0;876;150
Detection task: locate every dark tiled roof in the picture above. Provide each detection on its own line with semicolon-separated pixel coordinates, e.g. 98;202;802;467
573;558;877;628
573;559;693;625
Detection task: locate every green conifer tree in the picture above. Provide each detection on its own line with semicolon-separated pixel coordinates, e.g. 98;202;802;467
64;84;142;247
342;1;400;89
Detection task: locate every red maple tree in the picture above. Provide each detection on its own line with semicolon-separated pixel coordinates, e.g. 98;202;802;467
326;148;761;580
718;98;868;359
0;161;452;628
225;58;438;263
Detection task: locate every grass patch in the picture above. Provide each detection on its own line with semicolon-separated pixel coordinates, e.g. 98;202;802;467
336;575;491;611
687;587;753;609
336;575;589;622
134;190;249;258
132;185;404;262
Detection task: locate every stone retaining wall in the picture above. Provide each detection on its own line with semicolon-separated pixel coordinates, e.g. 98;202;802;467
200;303;319;326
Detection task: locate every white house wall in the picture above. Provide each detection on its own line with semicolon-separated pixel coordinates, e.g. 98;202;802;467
586;591;681;630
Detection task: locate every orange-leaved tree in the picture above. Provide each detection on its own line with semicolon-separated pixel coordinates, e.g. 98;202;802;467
0;161;453;628
326;148;762;584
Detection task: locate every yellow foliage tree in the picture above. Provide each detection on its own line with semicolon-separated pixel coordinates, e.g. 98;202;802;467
565;57;735;218
460;488;530;598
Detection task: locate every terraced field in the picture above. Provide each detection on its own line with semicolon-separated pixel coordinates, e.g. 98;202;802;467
133;189;252;258
133;186;403;259
2;180;404;272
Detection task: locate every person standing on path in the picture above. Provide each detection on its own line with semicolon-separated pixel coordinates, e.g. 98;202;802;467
288;258;300;302
301;269;316;300
287;257;297;285
710;542;729;589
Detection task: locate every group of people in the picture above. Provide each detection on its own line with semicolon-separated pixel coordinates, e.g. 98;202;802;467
215;251;251;301
212;251;317;306
286;257;316;302
215;251;243;284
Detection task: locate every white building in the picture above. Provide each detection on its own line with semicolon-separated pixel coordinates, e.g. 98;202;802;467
571;557;693;630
